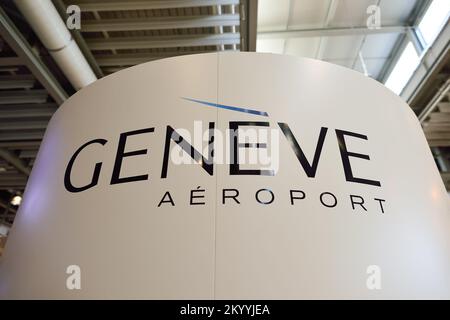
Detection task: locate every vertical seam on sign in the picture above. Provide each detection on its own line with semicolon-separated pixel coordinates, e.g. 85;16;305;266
213;52;219;299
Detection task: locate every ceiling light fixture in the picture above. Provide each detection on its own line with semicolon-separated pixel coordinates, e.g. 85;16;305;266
10;195;22;206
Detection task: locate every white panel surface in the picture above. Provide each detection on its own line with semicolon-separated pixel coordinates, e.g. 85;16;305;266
285;37;321;58
289;0;330;29
321;35;364;60
331;0;374;27
257;0;290;32
256;38;286;54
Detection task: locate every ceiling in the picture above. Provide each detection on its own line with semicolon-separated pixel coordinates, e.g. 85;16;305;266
256;0;426;81
256;0;450;191
68;0;245;76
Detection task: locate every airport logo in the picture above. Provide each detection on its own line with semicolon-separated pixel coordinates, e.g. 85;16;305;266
63;98;386;214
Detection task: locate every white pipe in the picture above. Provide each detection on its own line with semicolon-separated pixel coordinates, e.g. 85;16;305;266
14;0;97;90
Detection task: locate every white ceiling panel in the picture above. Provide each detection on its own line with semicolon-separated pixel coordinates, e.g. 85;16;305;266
324;58;354;68
380;0;419;25
320;35;364;60
354;57;387;78
361;33;401;58
330;0;376;27
256;0;423;81
365;58;387;78
289;0;330;29
284;37;321;57
256;38;286;54
257;0;290;31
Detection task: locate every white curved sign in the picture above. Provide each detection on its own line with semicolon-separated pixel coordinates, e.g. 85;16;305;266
1;53;450;299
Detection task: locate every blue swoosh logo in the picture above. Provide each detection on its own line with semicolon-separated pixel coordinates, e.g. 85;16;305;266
182;97;269;117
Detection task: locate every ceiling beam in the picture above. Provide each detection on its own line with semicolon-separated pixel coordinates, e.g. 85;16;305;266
93;53;176;66
0;171;28;179
423;124;450;132
0;141;42;148
0;7;68;105
94;50;235;66
0;56;22;66
0;131;45;142
426;132;450;140
418;79;450;123
0;199;16;210
429;112;450;123
0;120;49;131
71;0;239;11
428;140;450;147
0;75;35;89
82;14;240;32
0;89;48;104
438;102;450;113
0;182;27;188
87;33;240;50
258;25;410;40
0;103;56;119
19;150;38;159
0;148;30;176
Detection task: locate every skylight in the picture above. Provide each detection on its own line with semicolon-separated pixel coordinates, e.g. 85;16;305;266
418;0;450;46
384;0;449;95
384;42;421;95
